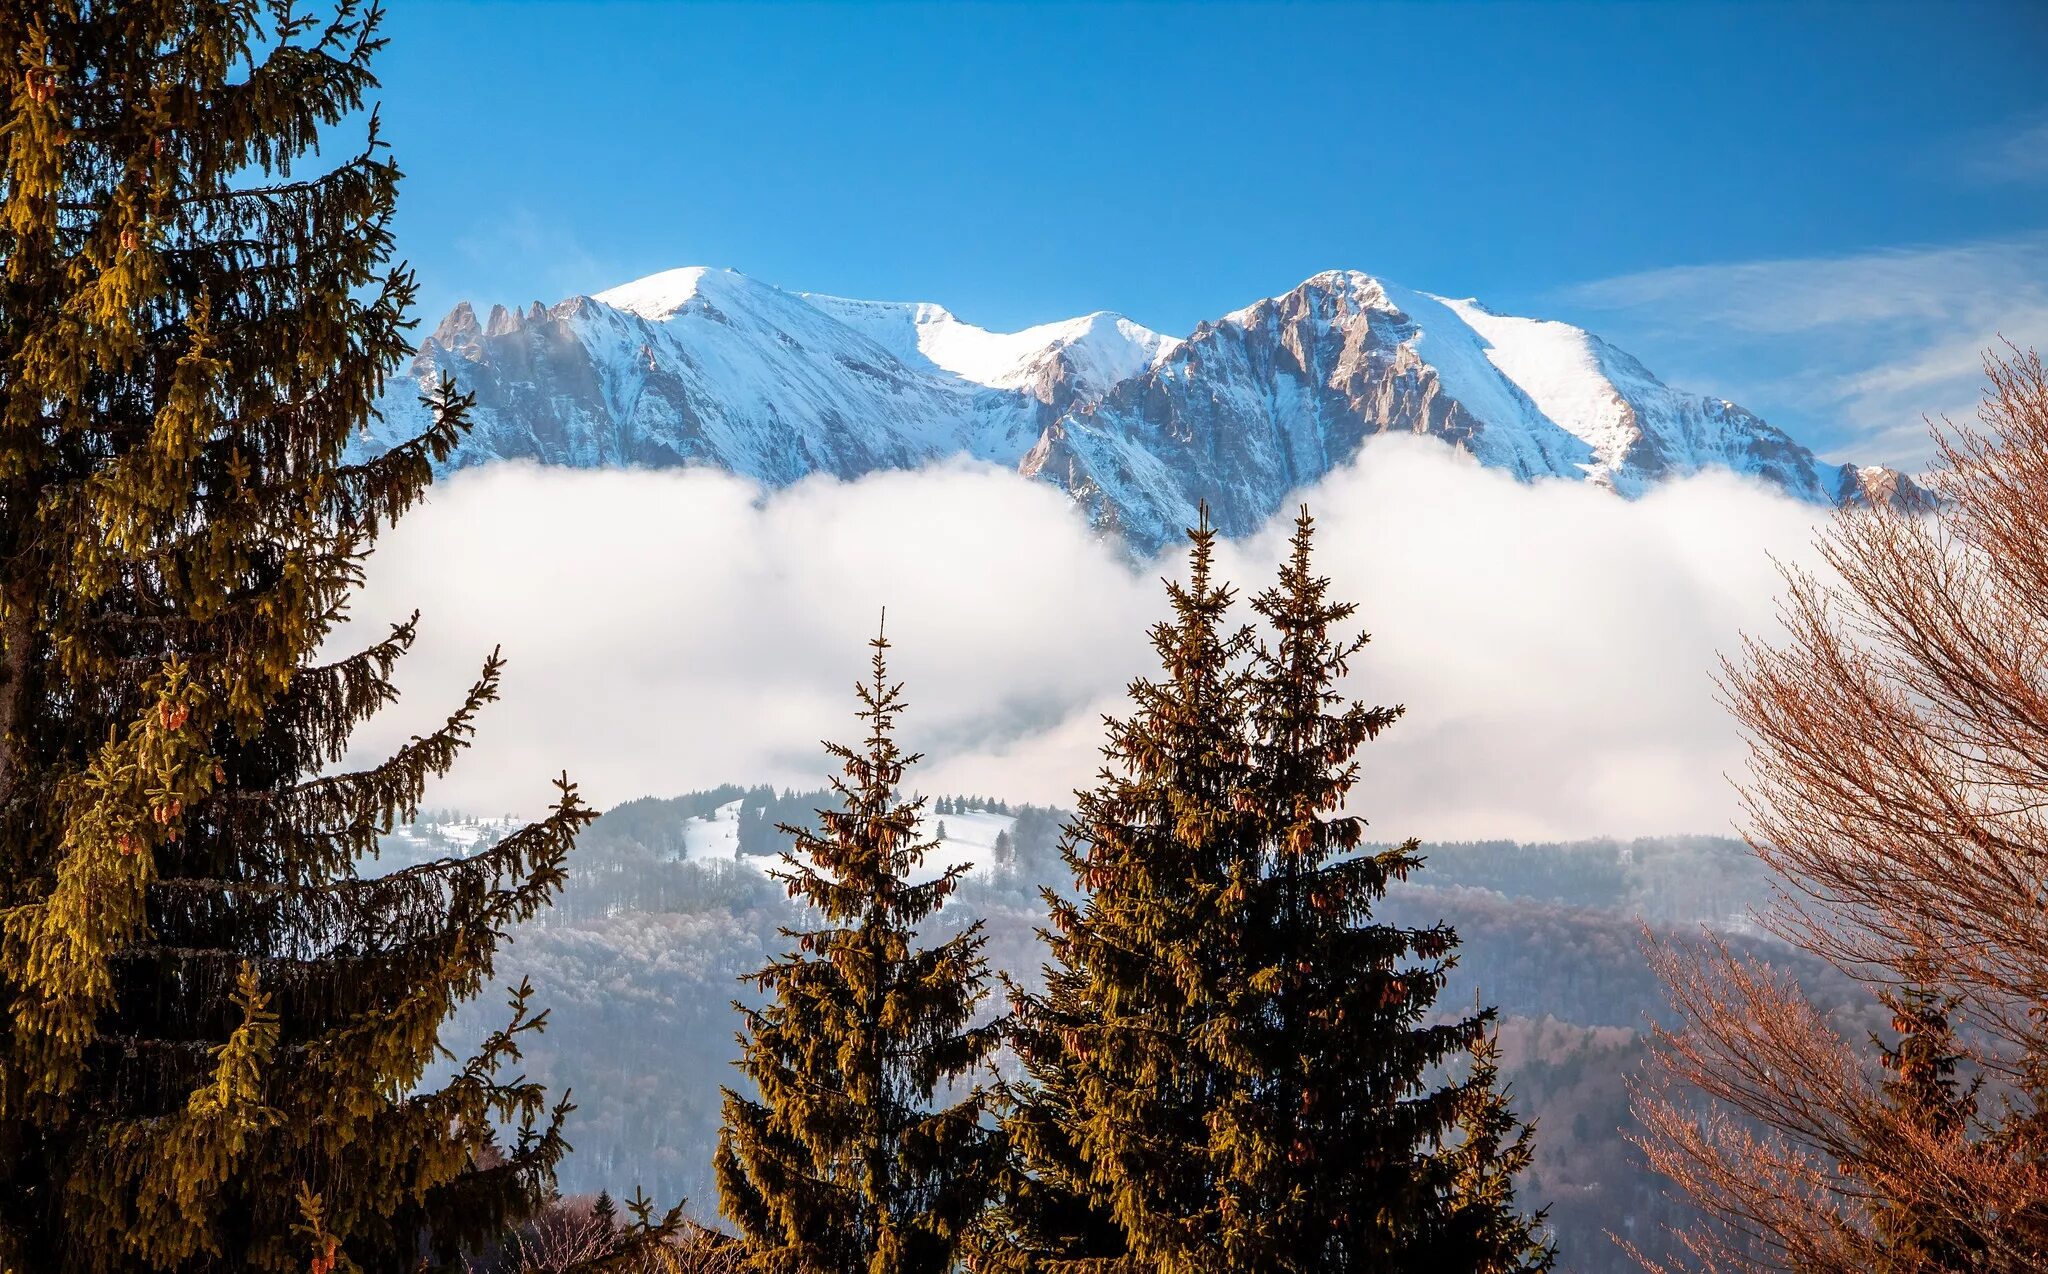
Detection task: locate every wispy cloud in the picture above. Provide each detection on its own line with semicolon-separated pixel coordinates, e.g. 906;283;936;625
1563;235;2048;470
1959;112;2048;185
407;209;629;328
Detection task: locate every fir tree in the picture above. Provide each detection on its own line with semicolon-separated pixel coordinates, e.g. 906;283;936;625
0;4;672;1267
995;511;1550;1273
1867;981;1984;1273
1211;508;1552;1271
716;625;1001;1273
995;514;1257;1271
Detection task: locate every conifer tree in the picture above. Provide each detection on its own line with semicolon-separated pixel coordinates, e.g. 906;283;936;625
1867;982;1984;1273
0;4;671;1267
994;515;1257;1270
996;511;1550;1273
716;625;1001;1273
1210;508;1552;1272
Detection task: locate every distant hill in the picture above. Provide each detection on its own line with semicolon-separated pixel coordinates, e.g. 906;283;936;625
394;789;1875;1271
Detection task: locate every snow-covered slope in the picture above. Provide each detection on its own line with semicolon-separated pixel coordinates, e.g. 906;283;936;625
1026;271;1919;544
374;814;524;873
666;797;1013;885
1433;293;1861;500
799;292;1175;412
365;267;1040;481
357;265;1928;551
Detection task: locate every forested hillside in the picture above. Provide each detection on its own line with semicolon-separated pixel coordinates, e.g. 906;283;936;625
388;790;1879;1272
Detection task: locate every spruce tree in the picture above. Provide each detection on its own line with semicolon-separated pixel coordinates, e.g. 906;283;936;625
996;511;1550;1273
1868;982;1983;1272
995;515;1257;1271
0;4;669;1268
1209;508;1552;1272
715;626;1001;1273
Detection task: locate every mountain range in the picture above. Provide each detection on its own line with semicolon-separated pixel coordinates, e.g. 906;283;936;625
356;265;1928;551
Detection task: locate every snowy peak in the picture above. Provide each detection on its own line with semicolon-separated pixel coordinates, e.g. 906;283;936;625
1166;267;1862;502
799;290;1174;408
1418;289;1846;499
1037;270;1604;545
360;263;1929;552
1219;268;1394;329
575;268;1175;412
589;265;724;321
381;266;1042;480
1434;297;1636;447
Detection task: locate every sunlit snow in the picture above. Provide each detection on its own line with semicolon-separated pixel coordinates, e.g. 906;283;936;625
669;798;1015;885
357;263;1918;553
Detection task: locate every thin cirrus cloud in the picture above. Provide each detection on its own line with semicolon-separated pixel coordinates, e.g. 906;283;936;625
336;438;1826;844
424;209;629;333
1563;234;2048;473
1960;112;2048;185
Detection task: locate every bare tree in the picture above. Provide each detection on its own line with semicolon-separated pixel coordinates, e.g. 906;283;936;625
1632;345;2048;1274
472;1195;740;1274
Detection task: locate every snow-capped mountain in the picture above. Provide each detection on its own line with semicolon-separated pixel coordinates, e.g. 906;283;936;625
374;266;1042;482
359;266;1926;550
798;292;1177;419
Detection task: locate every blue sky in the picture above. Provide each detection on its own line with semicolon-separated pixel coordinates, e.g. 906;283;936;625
374;1;2048;467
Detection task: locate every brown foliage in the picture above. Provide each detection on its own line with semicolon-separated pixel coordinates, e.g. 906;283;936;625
471;1195;739;1274
1632;345;2048;1274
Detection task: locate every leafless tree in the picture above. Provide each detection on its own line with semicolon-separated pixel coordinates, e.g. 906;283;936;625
1632;345;2048;1274
471;1195;740;1274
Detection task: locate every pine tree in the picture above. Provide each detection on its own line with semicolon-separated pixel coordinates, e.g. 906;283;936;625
0;4;671;1268
994;514;1257;1271
995;511;1550;1273
1208;508;1552;1271
716;625;1001;1273
1867;981;1984;1273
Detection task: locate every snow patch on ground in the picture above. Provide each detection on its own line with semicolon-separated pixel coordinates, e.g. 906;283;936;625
376;814;523;871
920;808;1018;879
665;799;1017;886
678;798;744;863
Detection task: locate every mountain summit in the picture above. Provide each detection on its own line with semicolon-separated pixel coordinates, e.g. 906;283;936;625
362;266;1926;550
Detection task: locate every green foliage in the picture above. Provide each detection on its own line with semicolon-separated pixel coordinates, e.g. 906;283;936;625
994;512;1255;1272
396;798;1768;1270
1867;982;1985;1273
715;628;1002;1272
996;510;1552;1272
0;3;675;1267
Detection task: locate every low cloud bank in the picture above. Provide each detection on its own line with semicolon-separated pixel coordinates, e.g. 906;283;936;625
337;439;1824;841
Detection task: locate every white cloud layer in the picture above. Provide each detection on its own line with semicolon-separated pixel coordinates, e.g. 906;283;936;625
1565;235;2048;471
337;441;1827;843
